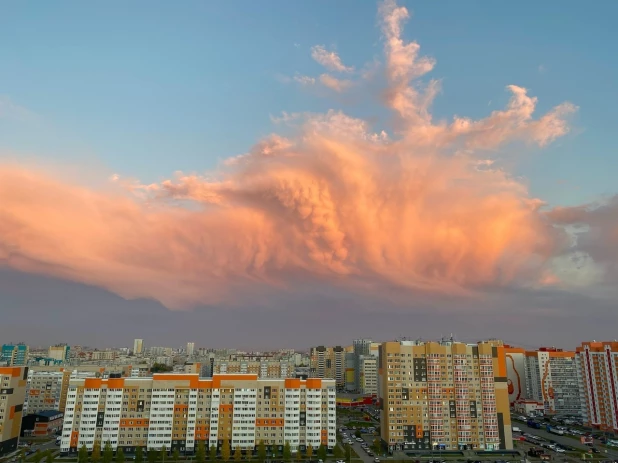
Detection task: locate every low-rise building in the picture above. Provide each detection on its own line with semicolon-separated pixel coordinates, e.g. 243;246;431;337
21;410;64;437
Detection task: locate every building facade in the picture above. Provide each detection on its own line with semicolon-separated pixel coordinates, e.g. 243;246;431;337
187;343;195;357
24;370;97;414
133;339;144;356
1;345;29;367
379;340;512;452
0;367;28;455
576;341;618;431
48;345;70;363
524;348;580;417
60;374;336;455
358;356;378;396
212;360;292;378
309;346;344;388
504;346;526;406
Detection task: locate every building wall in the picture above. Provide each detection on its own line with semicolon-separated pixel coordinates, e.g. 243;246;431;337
309;347;345;387
523;349;580;416
358;356;377;396
378;340;512;452
504;347;526;406
24;370;97;414
1;345;29;367
576;341;618;431
0;367;28;456
60;374;336;455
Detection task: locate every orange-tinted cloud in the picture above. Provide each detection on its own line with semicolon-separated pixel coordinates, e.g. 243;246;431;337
0;0;581;309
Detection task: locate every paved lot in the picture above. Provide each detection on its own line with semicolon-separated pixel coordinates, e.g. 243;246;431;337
518;422;618;459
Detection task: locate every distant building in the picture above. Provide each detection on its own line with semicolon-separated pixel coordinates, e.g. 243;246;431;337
309;346;345;387
0;366;28;456
186;342;195;357
576;341;618;431
133;339;144;355
48;345;70;363
353;339;372;391
1;344;29;366
213;360;292;378
357;355;378;395
24;369;97;414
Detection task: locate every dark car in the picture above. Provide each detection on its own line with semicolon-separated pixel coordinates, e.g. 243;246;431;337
590;448;601;454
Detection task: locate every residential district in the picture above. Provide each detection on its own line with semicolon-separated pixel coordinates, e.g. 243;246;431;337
1;338;617;463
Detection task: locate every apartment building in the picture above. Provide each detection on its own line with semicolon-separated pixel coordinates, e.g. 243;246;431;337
576;341;618;431
358;356;378;396
48;345;70;363
213;360;292;378
133;340;144;356
309;346;344;388
60;374;336;455
24;370;97;414
1;344;29;367
0;367;28;455
379;340;512;452
524;348;580;416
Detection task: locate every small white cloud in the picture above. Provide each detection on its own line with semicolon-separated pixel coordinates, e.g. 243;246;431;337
293;75;316;86
538;64;547;74
310;45;353;73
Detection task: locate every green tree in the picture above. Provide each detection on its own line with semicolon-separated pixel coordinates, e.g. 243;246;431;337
371;438;381;455
32;452;45;463
160;445;167;462
257;440;267;463
296;448;302;461
92;441;102;463
148;450;158;463
233;446;242;462
195;441;206;463
103;442;114;463
306;445;313;459
172;449;180;462
78;445;89;463
344;444;351;463
135;447;144;463
317;445;327;462
116;448;125;463
221;440;231;462
150;363;174;373
283;442;291;462
333;445;343;460
46;450;56;463
354;429;362;439
209;445;217;462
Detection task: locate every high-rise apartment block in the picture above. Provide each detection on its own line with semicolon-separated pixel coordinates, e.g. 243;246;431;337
524;348;580;416
0;367;28;455
187;343;195;357
1;344;29;367
133;339;144;355
379;340;512;452
310;346;344;388
24;369;97;414
358;356;378;395
576;341;618;432
60;374;336;455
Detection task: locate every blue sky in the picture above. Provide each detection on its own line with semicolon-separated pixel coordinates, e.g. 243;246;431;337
1;0;617;206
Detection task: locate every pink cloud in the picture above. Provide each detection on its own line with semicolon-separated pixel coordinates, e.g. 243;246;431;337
310;45;353;73
0;0;583;310
319;74;354;92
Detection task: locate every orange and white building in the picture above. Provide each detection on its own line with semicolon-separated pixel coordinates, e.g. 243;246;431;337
576;341;618;431
504;346;526;406
60;374;336;455
0;367;28;456
378;340;512;452
523;348;580;416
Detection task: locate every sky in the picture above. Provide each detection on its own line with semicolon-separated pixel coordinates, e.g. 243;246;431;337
1;0;618;350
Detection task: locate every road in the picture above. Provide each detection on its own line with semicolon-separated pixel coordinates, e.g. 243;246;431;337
518;422;618;459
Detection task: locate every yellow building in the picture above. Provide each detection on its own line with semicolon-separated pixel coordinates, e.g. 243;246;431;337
0;367;28;455
379;340;512;452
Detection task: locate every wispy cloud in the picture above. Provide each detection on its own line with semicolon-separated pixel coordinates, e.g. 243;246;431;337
0;96;39;122
310;45;354;73
538;64;547;74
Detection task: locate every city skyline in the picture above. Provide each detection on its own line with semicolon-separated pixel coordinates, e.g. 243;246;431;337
2;0;618;346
